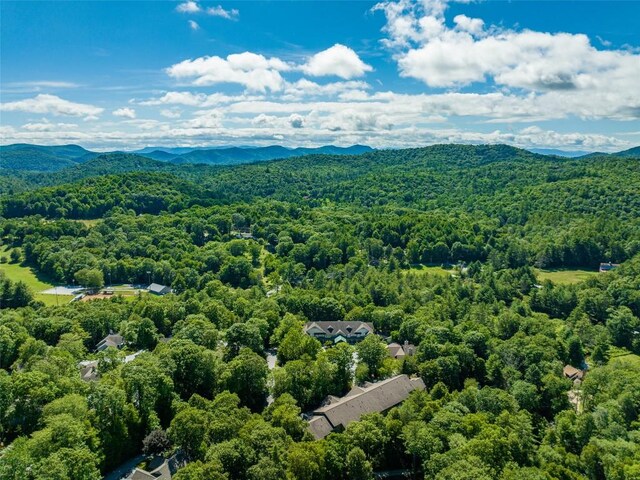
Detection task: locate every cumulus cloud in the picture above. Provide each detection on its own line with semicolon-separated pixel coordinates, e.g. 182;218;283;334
374;0;640;98
302;44;373;79
176;1;201;13
289;114;305;128
166;53;291;92
112;107;136;119
188;20;200;30
0;94;103;118
176;2;238;19
206;5;239;19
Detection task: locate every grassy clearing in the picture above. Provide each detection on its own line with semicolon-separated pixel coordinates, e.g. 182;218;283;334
405;264;454;277
535;268;599;285
72;219;102;228
608;346;640;367
0;246;73;304
0;247;55;292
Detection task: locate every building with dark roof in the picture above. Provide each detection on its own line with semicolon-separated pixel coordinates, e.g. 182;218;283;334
148;283;173;295
303;321;374;344
307;374;425;439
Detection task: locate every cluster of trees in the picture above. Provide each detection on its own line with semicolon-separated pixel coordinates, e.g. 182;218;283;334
0;272;32;309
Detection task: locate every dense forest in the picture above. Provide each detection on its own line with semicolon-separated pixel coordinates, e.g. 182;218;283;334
0;144;639;480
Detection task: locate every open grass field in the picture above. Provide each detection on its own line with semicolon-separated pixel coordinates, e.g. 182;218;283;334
72;219;102;228
534;268;599;285
0;246;72;305
608;346;640;367
405;264;454;277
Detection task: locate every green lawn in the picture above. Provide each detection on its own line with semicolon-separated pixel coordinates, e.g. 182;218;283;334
405;264;454;277
0;246;73;305
72;219;102;228
535;268;599;285
608;347;640;367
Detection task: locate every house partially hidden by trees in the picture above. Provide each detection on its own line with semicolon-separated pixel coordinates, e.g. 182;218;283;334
303;321;374;344
307;374;426;439
148;283;173;295
124;454;183;480
95;333;124;352
387;341;416;359
599;262;620;273
563;365;585;382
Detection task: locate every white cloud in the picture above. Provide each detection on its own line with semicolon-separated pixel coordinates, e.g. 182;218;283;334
376;1;640;90
176;1;201;13
166;53;292;92
0;94;103;118
22;119;78;132
206;5;239;19
289;114;305;128
453;15;484;35
282;79;370;99
372;0;640;121
160;109;182;119
188;20;200;30
302;44;373;79
112;107;136;119
4;81;81;89
137;91;263;107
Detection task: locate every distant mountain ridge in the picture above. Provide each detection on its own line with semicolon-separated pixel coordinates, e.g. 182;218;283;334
137;144;373;165
0;143;373;171
1;143;637;173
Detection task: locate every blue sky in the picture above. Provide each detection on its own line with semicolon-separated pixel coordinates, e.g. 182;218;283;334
1;0;639;151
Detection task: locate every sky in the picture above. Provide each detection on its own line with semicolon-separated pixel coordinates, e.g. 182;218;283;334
1;0;639;152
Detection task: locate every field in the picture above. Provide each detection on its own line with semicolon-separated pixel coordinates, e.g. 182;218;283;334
405;264;454;277
608;346;640;367
534;268;599;285
0;246;74;305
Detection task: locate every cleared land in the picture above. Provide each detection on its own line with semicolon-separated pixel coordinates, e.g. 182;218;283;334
535;268;599;285
608;346;640;367
405;264;454;277
0;246;73;305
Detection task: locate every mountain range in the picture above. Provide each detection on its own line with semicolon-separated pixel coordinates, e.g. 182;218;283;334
0;143;373;172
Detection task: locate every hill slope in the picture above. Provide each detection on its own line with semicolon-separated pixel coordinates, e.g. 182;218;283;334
0;144;99;172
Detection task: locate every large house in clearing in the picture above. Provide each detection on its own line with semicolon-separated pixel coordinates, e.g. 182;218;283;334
307;374;426;439
303;321;374;343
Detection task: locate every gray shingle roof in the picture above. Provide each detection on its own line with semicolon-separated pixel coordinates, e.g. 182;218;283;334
303;321;374;338
307;374;425;439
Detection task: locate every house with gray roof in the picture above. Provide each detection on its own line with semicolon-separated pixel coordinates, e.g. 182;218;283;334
303;321;374;344
124;454;183;480
96;333;124;352
387;341;416;359
148;283;173;295
307;374;425;439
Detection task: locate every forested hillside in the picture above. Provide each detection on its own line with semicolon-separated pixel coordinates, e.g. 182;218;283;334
0;144;639;480
3;145;639;269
